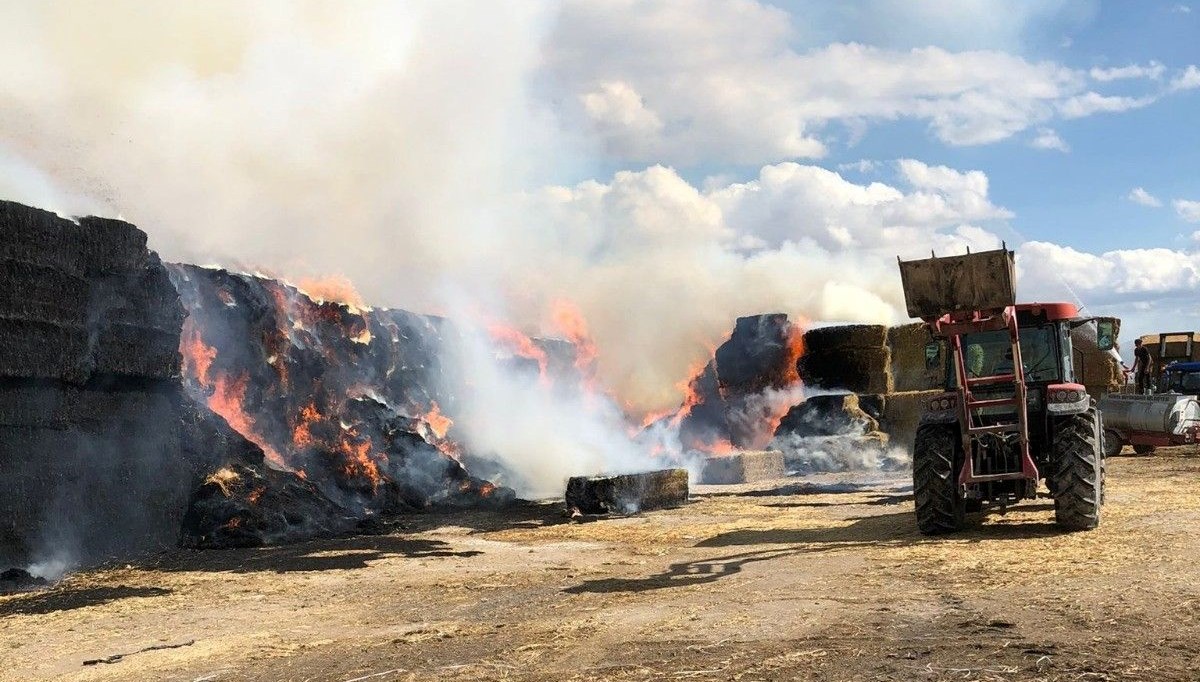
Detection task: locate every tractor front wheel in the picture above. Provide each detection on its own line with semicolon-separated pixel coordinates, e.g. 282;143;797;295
913;424;965;535
1050;410;1102;531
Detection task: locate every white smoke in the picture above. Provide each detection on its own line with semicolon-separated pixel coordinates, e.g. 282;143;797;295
0;2;1021;420
440;321;689;497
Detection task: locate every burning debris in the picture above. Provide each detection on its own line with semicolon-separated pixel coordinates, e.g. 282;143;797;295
565;469;689;515
648;313;806;455
169;265;521;547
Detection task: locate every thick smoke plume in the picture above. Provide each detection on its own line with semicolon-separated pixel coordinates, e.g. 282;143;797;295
0;1;1016;419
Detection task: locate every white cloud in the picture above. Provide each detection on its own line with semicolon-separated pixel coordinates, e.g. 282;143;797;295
1089;61;1165;82
1175;199;1200;223
543;1;1182;165
1173;4;1192;13
837;159;880;173
1170;65;1200;92
1057;92;1158;118
1128;187;1163;207
1030;127;1069;152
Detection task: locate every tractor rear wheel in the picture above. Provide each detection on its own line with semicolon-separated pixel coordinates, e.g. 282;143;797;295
1132;443;1156;456
1050;410;1102;531
913;424;964;535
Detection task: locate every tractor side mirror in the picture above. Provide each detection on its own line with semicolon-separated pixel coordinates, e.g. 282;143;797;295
924;341;940;370
1096;320;1116;352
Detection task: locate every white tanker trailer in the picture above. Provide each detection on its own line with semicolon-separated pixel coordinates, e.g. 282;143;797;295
1100;385;1200;456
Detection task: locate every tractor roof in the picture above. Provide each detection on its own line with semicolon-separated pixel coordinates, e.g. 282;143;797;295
1014;302;1079;321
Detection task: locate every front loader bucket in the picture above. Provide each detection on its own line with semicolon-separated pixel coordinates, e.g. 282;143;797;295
898;248;1016;319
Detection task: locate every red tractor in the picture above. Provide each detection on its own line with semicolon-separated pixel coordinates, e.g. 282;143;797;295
898;247;1113;533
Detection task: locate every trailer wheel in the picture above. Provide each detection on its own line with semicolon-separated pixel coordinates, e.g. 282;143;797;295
1102;429;1123;458
913;424;964;535
1132;444;1157;456
1050;410;1102;531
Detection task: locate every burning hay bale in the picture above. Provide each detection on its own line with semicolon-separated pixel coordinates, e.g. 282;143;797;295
565;469;689;515
769;394;904;472
674;314;805;452
700;450;786;484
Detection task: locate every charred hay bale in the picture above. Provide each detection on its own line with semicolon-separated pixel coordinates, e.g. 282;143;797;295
0;386;198;568
0;201;86;276
774;393;879;438
857;393;886;422
700;450;786;484
887;323;945;392
565;469;689;515
0;318;91;384
89;261;185;332
180;462;357;549
91;325;181;379
714;313;793;392
803;324;888;353
76;216;150;275
880;390;942;449
0;381;176;429
798;347;892;394
0;258;90;326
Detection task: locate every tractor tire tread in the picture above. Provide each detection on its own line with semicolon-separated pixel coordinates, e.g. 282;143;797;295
1051;410;1102;531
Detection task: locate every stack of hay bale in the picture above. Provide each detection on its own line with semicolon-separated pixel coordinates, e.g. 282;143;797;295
799;325;892;394
794;322;946;450
0;201;228;569
1072;317;1124;399
882;323;946;448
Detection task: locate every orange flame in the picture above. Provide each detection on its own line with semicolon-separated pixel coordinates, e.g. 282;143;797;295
292;401;321;448
181;324;217;389
208;373;287;469
338;432;383;492
550;299;598;374
422;401;453;440
488;323;550;380
296;274;367;312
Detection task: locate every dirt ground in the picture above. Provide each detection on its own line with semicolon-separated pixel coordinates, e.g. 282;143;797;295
3;449;1200;682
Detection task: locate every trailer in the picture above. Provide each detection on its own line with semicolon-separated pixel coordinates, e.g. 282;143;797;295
1100;361;1200;455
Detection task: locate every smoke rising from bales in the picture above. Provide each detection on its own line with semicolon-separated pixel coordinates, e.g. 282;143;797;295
0;1;1011;415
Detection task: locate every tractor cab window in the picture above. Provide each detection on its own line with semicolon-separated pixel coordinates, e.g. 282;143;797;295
956;326;1061;384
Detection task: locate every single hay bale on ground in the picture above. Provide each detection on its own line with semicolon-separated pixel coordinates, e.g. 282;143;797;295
799;347;893;394
881;390;943;449
887;323;945;392
803;324;888;353
566;469;689;515
701;451;786;484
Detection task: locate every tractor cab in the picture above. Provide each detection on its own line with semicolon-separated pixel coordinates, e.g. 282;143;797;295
1163;361;1200;395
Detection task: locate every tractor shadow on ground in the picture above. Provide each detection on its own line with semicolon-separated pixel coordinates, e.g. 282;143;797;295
564;506;1068;595
0;585;172;617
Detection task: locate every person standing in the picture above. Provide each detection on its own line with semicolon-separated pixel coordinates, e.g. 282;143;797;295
1134;338;1153;394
